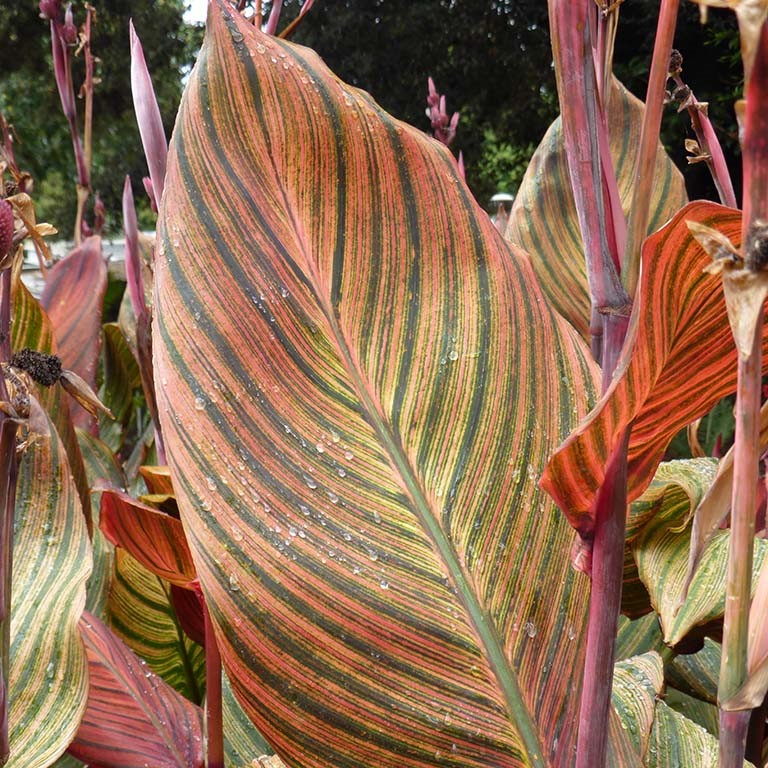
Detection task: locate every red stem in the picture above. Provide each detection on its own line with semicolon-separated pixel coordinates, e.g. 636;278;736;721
204;603;224;768
575;426;630;768
620;0;680;298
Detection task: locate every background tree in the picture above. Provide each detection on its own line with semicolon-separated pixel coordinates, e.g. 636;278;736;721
0;1;746;232
0;1;201;232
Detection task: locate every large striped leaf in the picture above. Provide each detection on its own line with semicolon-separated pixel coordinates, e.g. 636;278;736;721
8;413;91;766
67;611;204;768
542;203;768;538
505;79;687;338
40;236;107;430
155;3;603;766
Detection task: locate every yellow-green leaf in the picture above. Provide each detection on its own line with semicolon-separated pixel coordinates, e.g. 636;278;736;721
8;414;91;766
505;79;687;338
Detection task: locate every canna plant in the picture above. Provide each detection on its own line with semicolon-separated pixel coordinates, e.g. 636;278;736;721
1;0;768;766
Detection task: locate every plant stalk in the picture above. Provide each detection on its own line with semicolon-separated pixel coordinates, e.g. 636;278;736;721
204;602;224;768
575;426;630;768
621;0;680;299
719;324;761;767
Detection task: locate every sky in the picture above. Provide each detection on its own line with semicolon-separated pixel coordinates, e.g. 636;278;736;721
184;0;208;24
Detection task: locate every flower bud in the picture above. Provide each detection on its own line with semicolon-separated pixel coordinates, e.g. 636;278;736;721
62;3;78;45
39;0;61;21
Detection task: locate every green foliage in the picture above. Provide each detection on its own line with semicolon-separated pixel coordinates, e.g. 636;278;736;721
0;0;201;234
474;129;534;200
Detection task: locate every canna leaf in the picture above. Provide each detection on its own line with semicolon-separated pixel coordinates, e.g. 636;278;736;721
40;236;107;430
541;203;768;541
67;611;204;768
610;652;663;759
505;79;687;338
645;701;754;767
100;488;196;588
155;3;603;766
7;413;91;767
76;428;124;617
667;638;720;705
109;550;205;703
223;670;273;766
664;688;719;737
140;464;174;495
615;614;664;662
629;460;768;645
99;322;142;454
12;278;91;530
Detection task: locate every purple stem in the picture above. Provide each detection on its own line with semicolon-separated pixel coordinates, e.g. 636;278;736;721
264;0;284;35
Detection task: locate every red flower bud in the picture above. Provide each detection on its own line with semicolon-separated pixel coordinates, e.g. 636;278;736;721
62;3;78;45
39;0;61;21
0;200;13;260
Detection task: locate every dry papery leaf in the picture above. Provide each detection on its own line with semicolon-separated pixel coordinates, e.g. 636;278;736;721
687;219;768;357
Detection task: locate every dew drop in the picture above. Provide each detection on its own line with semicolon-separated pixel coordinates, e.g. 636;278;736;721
228;573;241;592
303;475;318;490
367;548;379;562
448;349;459;361
327;491;339;504
231;526;244;542
337;468;347;478
372;511;382;524
330;430;340;443
524;621;537;638
256;43;266;54
315;442;325;453
206;477;216;491
300;504;311;516
343;449;354;460
379;579;389;590
194;396;206;411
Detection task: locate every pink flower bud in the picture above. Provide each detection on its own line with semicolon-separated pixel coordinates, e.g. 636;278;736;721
38;0;61;21
62;3;77;45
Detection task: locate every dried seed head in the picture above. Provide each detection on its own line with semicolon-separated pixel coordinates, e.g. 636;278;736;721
744;220;768;273
10;348;62;386
668;49;684;77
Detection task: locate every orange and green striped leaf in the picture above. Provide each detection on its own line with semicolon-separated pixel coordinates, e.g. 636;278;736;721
8;413;91;766
505;80;687;338
108;550;205;703
100;488;196;588
67;611;204;768
154;3;604;766
40;236;107;430
541;203;768;539
12;279;90;529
